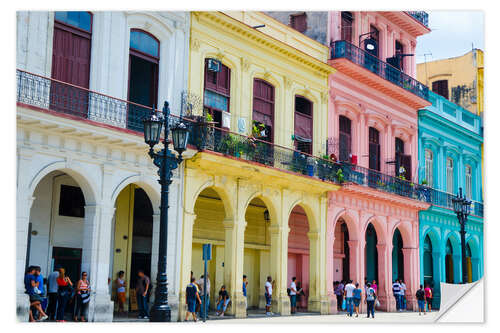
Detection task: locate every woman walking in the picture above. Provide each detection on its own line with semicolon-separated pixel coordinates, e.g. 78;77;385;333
74;272;90;321
56;268;73;322
424;283;433;312
353;283;362;317
115;271;127;315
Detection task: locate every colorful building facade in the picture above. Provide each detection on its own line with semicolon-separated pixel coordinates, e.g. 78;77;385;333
180;11;337;319
418;91;484;309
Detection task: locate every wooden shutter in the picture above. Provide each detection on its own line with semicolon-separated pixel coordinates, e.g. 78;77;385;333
253;79;275;142
369;127;380;171
341;12;353;42
402;154;412;181
432;80;449;99
339;116;351;161
290;13;307;33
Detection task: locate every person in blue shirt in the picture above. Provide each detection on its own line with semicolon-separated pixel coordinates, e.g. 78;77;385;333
25;266;48;321
352;283;362;317
243;275;248;313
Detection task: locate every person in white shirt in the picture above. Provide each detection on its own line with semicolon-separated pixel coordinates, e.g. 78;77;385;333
290;277;298;314
344;280;356;317
265;276;273;316
197;274;211;318
399;280;407;311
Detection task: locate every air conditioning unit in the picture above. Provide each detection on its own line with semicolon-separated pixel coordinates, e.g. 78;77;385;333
207;58;221;72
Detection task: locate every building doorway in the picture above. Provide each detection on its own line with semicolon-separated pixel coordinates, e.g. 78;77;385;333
365;223;378;283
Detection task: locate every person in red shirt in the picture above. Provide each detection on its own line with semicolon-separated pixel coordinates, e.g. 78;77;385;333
424;283;433;312
56;268;73;322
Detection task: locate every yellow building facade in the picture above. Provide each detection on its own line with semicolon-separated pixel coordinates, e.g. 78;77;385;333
417;49;484;115
179;11;337;320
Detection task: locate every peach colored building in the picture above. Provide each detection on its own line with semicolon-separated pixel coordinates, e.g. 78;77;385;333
326;11;432;312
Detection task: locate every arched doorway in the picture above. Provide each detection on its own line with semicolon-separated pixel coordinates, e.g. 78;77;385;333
243;197;271;310
191;187;227;313
333;218;350;282
28;171;87;283
111;184;154;314
287;205;310;312
423;235;433;287
365;223;378;284
445;239;454;283
392;228;404;282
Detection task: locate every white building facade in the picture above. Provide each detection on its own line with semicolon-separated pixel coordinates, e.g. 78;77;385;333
16;11;190;321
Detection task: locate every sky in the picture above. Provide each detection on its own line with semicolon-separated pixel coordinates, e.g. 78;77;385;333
416;11;484;64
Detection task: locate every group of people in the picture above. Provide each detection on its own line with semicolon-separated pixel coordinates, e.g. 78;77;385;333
415;283;434;315
288;277;306;314
24;265;90;322
334;279;378;318
392;279;408;311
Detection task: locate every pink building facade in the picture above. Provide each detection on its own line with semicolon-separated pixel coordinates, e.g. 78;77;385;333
326;11;431;312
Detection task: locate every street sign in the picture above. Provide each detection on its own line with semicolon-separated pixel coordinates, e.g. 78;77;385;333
203;243;212;261
202;243;212;322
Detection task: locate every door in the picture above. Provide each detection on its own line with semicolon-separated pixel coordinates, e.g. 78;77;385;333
50;13;92;117
52;246;82;284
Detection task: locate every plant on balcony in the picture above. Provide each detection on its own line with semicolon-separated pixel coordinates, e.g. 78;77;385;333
218;133;241;157
421;179;428;185
291;151;308;174
336;168;345;184
317;155;332;180
252;121;267;139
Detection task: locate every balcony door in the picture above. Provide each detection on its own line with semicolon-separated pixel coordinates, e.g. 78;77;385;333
395;137;412;181
369;127;380;171
294;96;313;155
50;11;92;117
127;29;159;132
252;79;275;143
339;115;351;162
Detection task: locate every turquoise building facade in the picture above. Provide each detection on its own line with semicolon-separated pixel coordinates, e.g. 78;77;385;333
418;91;484;309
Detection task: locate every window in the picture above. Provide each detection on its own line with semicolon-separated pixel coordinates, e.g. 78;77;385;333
339;116;351;162
290;13;307;33
341;11;353;42
369;127;380;171
465;165;473;199
425;149;434;187
446;158;454;193
127;30;160;132
294;96;313;154
59;185;85;218
253;79;275;143
432;80;449;100
204;59;231;128
54;11;92;32
395;40;404;70
395;138;411;180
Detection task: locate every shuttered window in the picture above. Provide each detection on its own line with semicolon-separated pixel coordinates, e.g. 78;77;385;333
204;59;231;127
339;115;351;162
294;96;313;154
290;13;307;33
253;79;275;142
446;158;454;193
425;149;434;187
465;165;473;199
369;127;380;171
341;11;353;42
432;80;449;100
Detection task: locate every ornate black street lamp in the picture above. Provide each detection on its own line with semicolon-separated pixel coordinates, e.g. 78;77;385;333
143;101;189;322
452;187;472;284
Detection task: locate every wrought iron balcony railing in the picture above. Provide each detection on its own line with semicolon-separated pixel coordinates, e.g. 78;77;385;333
16;69;150;133
406;11;429;28
330;40;429;100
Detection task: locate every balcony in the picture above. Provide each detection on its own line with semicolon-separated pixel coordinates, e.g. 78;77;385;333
329;41;430;109
16;69;150;134
406;11;429;28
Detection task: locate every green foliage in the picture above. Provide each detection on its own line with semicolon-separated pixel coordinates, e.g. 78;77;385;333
252;121;266;138
421;179;428;185
336;168;345;183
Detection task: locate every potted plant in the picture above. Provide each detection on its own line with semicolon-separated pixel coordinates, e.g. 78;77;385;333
317;155;332;180
336;168;345;184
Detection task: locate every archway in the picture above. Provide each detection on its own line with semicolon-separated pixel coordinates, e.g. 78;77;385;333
465;243;472;283
365;223;378;284
445;238;454;283
243;197;271;311
191;187;228;313
423;235;433;286
110;184;154;315
28;171;88;283
391;228;404;282
333;218;350;282
466;238;481;282
287;205;310;312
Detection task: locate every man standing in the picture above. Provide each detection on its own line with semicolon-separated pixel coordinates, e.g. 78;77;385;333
344;280;356;317
392;279;401;311
242;275;248;313
185;277;201;322
334;280;344;312
46;266;60;320
416;285;426;316
289;277;298;314
197;274;211;318
136;270;150;319
265;276;273;316
400;280;407;311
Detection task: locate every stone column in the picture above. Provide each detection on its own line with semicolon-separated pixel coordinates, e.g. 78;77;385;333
402;247;419;311
149;213;161;305
471;258;480;282
178;211;196;321
359;113;368;168
268;224;290;315
453;254;462;284
81;204;116;322
223;217;247;318
307;229;329;314
376;243;391;311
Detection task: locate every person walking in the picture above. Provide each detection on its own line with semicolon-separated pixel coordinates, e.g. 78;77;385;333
290;277;298;314
265;276;273;316
215;285;231;317
424;283;433;312
46;266;60;321
400;280;407;311
371;280;378;293
135;270;150;319
392;280;401;311
334;281;344;312
416;285;426;316
344;280;356;317
74;271;90;322
353;283;362;317
56;268;73;322
115;271;127;315
365;283;376;319
243;275;248;314
185;277;201;322
197;274;211;318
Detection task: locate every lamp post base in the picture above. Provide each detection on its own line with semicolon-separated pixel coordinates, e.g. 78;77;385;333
150;304;172;322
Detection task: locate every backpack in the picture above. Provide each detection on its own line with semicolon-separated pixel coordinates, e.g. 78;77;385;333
287;288;291;296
